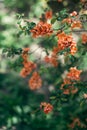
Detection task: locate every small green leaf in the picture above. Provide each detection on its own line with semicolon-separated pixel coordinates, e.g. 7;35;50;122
2;48;8;53
51;17;56;24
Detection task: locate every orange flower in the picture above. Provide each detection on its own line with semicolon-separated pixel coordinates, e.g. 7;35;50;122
63;89;70;95
44;56;50;63
67;67;82;81
23;61;36;69
62;18;72;24
57;32;72;50
23;48;30;52
20;68;30;78
70;43;77;55
20;62;36;78
57;0;62;2
61;67;82;91
20;48;36;78
69;118;81;129
82;33;87;44
57;32;77;55
61;78;71;89
70;11;77;17
80;0;86;2
22;53;28;61
71;21;82;29
29;72;42;90
40;102;53;114
30;21;53;37
50;53;58;67
44;53;58;67
22;48;29;61
63;86;78;95
52;46;59;54
45;10;52;19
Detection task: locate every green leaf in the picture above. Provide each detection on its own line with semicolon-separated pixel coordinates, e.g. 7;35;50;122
7;52;13;57
2;48;8;53
51;17;56;24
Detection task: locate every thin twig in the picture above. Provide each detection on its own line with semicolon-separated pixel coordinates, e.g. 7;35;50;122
29;46;41;55
72;29;87;33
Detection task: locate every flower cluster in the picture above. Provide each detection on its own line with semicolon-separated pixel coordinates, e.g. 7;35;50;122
82;33;87;44
62;11;82;29
40;102;53;114
20;48;36;78
69;118;81;129
44;31;77;67
45;10;52;20
30;21;53;38
20;48;42;90
57;32;77;55
70;11;77;17
29;71;42;90
44;53;58;67
63;86;78;95
71;21;82;29
18;5;85;117
61;67;82;94
67;67;82;81
62;18;72;24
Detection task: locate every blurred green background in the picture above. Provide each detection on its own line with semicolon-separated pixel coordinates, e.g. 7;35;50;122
0;0;87;130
